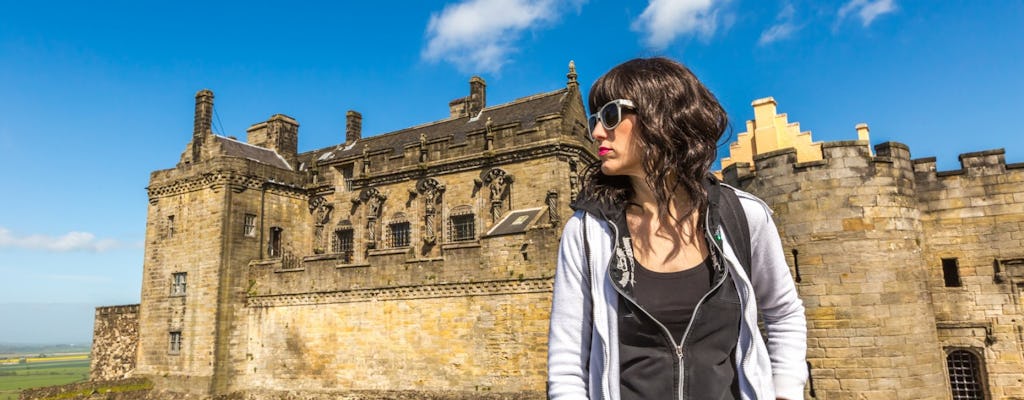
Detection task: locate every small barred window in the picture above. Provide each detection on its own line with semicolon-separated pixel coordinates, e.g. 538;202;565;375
169;331;182;354
389;222;411;248
332;228;354;262
450;214;475;242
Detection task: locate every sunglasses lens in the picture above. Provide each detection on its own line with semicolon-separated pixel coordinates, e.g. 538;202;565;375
588;115;599;135
600;103;620;130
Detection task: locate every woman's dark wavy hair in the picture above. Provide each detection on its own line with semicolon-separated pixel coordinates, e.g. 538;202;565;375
582;57;727;230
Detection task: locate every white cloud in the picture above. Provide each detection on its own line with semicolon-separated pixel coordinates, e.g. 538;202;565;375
837;0;896;28
758;4;800;46
759;22;798;45
631;0;729;50
423;0;578;74
0;227;124;252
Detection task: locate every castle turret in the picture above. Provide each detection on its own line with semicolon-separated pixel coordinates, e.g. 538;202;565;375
724;99;950;399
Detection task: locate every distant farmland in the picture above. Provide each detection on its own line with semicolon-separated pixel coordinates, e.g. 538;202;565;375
0;354;90;400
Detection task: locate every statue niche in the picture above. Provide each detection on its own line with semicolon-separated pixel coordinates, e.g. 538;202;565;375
355;187;386;249
480;168;513;223
416;178;445;245
309;196;334;254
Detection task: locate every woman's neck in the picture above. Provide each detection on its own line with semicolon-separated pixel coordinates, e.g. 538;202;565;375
627;176;692;219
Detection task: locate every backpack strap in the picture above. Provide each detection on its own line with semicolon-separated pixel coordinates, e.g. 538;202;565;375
707;177;752;276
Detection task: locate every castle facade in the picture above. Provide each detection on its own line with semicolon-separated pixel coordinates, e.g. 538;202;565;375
89;66;1024;400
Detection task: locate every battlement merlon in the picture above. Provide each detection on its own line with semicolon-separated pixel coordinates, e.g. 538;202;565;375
913;148;1024;180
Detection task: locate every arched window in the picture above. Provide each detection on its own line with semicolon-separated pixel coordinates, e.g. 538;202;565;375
947;349;986;400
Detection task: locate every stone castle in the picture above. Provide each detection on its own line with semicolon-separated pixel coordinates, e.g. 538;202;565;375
86;63;1024;400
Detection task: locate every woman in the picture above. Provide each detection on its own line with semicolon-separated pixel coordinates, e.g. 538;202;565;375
547;57;806;400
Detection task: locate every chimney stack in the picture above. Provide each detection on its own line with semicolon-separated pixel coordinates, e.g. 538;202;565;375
192;89;214;162
346;110;362;145
468;76;486;116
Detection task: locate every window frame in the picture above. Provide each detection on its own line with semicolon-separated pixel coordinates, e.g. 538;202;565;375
169;331;183;354
170;272;187;296
449;213;476;242
388;221;411;248
332;228;355;262
946;347;988;400
243;214;257;237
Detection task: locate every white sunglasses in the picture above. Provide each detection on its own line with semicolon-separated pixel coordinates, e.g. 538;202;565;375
588;99;635;138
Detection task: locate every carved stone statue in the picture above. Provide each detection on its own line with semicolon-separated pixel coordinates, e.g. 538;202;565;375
416;178;445;244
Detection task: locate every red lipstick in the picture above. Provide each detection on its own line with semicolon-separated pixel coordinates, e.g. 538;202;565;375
598;147;611;156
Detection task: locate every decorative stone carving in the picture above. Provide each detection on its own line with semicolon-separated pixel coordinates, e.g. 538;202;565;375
416;178;446;244
547;190;559;226
309;196;334;254
485;117;494;150
481;168;513;223
355;187;387;249
568;158;580;203
419;132;428;163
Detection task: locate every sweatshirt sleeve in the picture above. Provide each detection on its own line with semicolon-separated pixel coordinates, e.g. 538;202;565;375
741;195;808;400
547;213;593;400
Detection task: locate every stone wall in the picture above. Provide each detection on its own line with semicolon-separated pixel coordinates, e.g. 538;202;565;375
915;149;1024;399
91;305;140;381
728;141;951;399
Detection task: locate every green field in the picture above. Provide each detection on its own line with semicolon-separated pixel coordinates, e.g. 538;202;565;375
0;358;90;400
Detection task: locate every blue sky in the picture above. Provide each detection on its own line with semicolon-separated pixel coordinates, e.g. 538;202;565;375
1;0;1021;344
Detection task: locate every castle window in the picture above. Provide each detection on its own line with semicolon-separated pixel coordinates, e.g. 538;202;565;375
450;214;475;242
169;331;182;354
171;272;187;296
947;349;986;399
332;228;354;262
389;222;411;248
243;214;256;237
269;227;283;258
341;164;354;192
943;258;962;287
166;215;175;239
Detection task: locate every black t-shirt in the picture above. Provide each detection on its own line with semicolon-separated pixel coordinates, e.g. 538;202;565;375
619;257;713;400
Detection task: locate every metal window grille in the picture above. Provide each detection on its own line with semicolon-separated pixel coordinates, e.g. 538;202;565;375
169;332;182;354
389;222;410;248
342;165;354;192
332;229;354;262
171;272;187;296
450;214;475;242
244;214;256;237
947;350;985;400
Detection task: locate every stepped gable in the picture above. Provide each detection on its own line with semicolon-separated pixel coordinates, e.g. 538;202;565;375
214;135;292;170
299;88;570;167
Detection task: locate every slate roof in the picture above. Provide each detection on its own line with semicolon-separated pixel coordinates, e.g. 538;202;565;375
300;88;571;168
215;135;292;170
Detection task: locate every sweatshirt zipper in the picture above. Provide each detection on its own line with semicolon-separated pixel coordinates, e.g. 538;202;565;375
603;209;729;400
